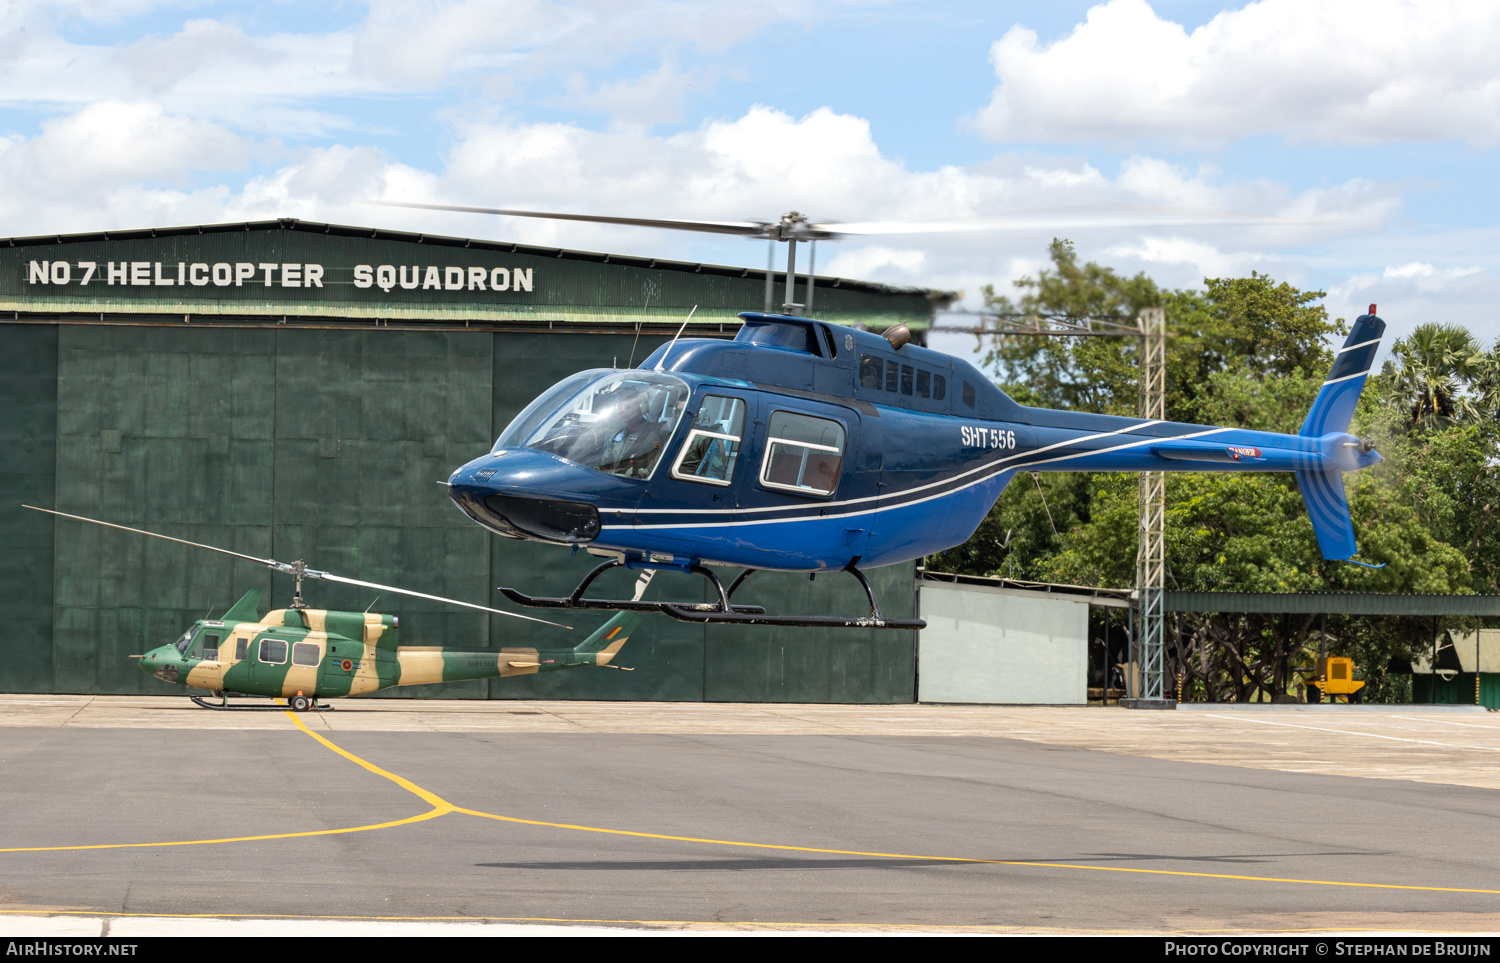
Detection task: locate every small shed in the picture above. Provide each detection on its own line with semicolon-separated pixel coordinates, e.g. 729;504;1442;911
1411;629;1500;708
917;577;1092;704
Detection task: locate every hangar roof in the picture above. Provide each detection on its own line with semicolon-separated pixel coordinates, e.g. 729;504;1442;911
0;218;952;332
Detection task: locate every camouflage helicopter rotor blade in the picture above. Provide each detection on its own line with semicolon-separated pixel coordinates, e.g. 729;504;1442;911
24;505;570;630
24;506;277;566
312;571;571;629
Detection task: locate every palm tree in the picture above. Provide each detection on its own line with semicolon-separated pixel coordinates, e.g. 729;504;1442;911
1381;323;1481;429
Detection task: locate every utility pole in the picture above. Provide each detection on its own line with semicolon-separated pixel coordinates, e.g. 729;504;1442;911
951;306;1173;708
1129;307;1171;708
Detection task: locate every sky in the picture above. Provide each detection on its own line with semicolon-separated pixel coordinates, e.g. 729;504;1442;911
2;0;1497;363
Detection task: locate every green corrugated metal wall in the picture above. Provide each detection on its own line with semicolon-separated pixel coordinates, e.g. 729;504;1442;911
3;321;916;703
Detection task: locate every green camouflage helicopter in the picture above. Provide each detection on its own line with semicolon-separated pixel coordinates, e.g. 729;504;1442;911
30;507;640;711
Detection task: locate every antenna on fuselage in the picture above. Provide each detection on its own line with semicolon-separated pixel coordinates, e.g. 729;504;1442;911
654;304;698;371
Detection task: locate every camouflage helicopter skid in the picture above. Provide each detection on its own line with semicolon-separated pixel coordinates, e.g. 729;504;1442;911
28;506;639;711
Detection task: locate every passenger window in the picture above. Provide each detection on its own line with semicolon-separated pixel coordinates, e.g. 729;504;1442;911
916;369;931;398
760;411;846;497
934;374;947;401
671;396;747;487
900;365;914;395
259;639;288;664
292;642;321;667
235;637;249;660
962;381;976;408
884;360;898;393
859;354;882;389
202;633;220;661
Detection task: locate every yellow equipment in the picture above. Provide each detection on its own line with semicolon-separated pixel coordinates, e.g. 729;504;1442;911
1312;656;1365;702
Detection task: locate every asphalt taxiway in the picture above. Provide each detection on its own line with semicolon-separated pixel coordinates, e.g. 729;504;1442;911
2;696;1500;935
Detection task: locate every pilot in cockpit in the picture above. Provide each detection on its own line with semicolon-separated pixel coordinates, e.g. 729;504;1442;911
597;385;679;478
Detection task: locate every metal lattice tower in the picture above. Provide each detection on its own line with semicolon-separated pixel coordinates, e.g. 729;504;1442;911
1134;307;1167;702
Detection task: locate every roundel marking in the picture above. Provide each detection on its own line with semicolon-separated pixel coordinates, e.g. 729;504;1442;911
341;659;354;672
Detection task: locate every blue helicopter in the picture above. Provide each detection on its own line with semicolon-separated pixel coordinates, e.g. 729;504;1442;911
403;204;1385;629
444;305;1383;630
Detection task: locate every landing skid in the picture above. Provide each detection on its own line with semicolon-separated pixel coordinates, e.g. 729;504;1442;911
498;559;926;630
190;695;334;711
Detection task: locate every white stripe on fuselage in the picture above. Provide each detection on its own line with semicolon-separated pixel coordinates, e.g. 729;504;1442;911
632;419;1167;518
610;423;1238;532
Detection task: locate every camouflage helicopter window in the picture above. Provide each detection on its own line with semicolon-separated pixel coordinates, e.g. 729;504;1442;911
520;371;691;480
671;395;747;487
760;410;846;497
173;627;195;655
292;641;321;667
235;637;249;660
858;354;883;389
199;633;221;661
259;638;288;665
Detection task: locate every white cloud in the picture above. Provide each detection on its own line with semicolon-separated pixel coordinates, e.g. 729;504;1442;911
973;0;1500;146
0;1;821;133
822;246;927;281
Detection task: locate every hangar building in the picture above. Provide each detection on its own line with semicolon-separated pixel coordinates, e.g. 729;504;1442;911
0;218;951;702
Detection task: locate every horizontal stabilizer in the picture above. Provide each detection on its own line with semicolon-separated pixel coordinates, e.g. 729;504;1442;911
1296;468;1357;560
1300;310;1385;438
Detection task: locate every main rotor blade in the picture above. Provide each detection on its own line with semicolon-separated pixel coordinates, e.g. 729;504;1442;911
25;506;275;567
315;572;570;629
28;505;570;630
819;208;1325;235
370;201;773;238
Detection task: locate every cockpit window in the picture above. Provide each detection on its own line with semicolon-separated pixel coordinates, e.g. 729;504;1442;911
519;371;692;480
493;369;607;453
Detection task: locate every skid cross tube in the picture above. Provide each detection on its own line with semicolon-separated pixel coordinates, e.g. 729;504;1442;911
497;559;923;628
498;560;767;616
657;561;925;630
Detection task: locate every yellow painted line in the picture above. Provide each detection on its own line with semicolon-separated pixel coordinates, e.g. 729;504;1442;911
0;809;447;854
9;710;1500;901
0;709;449;854
281;709;454;811
453;807;1500;896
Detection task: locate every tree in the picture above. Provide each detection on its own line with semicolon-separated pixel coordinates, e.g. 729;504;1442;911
1379;323;1482;429
932;242;1482;702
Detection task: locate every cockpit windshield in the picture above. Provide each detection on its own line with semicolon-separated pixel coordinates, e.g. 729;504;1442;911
512;371;691;479
173;627;196;655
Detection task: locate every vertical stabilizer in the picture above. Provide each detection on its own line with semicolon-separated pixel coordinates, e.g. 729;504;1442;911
1300;309;1386;437
1296;468;1358;560
222;589;263;622
572;611;641;664
1294;306;1385;560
